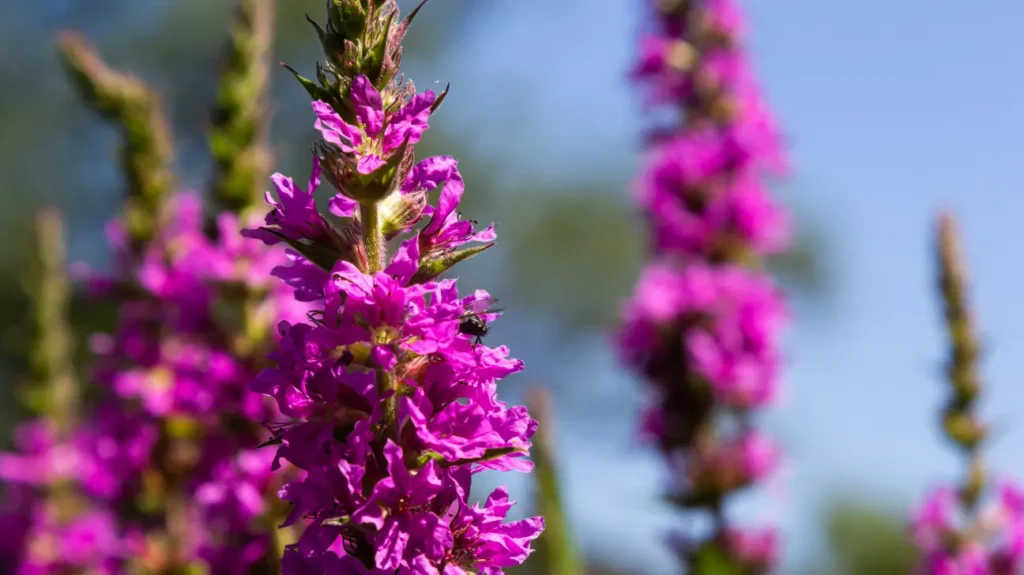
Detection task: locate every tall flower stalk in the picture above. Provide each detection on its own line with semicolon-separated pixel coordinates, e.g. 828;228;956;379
908;213;1024;574
242;1;543;572
618;0;789;572
0;7;307;573
0;210;85;570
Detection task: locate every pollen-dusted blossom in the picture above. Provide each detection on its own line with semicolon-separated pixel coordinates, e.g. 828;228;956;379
247;11;544;565
910;483;1024;574
618;0;791;571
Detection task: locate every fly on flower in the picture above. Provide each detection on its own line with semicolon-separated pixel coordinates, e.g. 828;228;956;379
459;297;502;345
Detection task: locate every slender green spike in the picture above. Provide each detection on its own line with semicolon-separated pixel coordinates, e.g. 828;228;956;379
283;63;331;102
935;212;988;511
57;31;175;249
526;387;582;575
210;0;276;214
22;210;79;436
405;0;430;26
430;83;450;114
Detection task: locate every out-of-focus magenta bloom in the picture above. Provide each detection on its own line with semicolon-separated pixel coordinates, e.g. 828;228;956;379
619;0;790;572
0;190;309;574
619;264;786;411
682;432;779;495
910;483;1024;574
10;508;127;575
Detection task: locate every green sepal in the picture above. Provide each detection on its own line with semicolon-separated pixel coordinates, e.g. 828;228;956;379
410;243;494;284
261;228;339;271
283;63;330;102
414;446;525;469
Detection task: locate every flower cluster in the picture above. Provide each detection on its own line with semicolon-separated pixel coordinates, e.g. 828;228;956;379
619;0;790;570
0;193;302;574
242;2;542;568
246;62;542;572
911;484;1024;574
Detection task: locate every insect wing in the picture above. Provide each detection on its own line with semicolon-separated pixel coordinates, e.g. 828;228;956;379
463;295;497;315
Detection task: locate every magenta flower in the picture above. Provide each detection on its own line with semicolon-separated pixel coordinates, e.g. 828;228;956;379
619;0;790;571
254;255;539;571
412;156;496;256
313;76;434;176
910;483;1024;574
0;187;312;574
242;156;330;246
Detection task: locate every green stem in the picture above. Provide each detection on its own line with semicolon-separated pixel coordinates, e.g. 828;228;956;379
526;388;582;575
360;201;396;437
376;368;397;438
360;202;385;273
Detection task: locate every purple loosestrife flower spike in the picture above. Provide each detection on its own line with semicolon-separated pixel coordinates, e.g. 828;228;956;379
246;2;543;572
618;0;790;572
906;213;1024;574
0;11;310;574
0;191;310;574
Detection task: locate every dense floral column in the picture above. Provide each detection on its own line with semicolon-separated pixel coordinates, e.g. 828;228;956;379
242;1;544;572
618;0;790;572
0;5;308;571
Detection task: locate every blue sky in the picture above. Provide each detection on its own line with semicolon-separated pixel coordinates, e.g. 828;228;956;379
428;0;1024;571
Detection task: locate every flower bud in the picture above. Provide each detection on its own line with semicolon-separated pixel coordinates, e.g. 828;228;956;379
379;187;427;239
316;137;414;205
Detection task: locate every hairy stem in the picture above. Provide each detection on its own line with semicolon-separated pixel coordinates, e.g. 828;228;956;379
361;200;396;436
360;202;385;274
376;368;397;438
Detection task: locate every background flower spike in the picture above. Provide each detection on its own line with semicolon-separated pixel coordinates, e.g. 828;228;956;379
56;31;175;251
209;0;276;215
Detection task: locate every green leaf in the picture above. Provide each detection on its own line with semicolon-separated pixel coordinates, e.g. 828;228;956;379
527;388;582;575
261;228;340;270
415;446;525;469
410;243;494;284
283;63;329;102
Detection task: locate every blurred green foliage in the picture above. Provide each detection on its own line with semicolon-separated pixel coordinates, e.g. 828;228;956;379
802;497;918;575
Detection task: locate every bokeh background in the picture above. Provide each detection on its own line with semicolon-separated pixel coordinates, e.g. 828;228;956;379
3;0;1024;573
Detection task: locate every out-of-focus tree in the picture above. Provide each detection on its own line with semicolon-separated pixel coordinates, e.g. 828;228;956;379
802;497;917;575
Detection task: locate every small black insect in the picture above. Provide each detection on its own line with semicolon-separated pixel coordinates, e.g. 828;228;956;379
458;297;502;345
257;433;283;449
